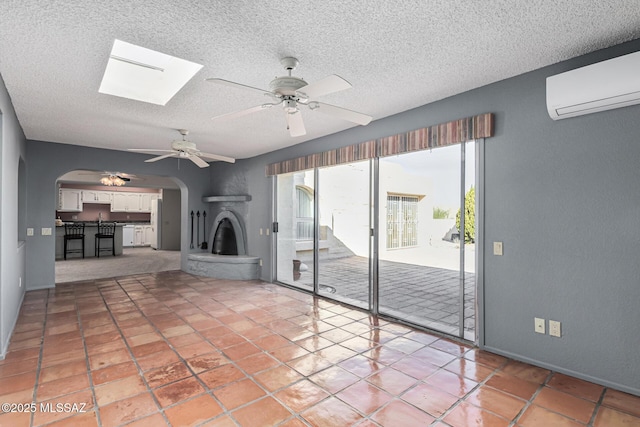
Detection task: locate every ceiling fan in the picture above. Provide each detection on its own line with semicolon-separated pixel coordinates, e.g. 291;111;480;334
207;57;372;137
77;171;136;181
128;129;235;168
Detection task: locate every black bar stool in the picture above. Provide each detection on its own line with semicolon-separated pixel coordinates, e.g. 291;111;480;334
63;223;85;260
95;223;116;257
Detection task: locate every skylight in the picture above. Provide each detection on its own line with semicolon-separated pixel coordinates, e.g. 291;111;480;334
98;39;203;106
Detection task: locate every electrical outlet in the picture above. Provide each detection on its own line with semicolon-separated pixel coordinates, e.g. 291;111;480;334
549;320;561;337
41;227;52;236
259;259;263;266
19;277;22;288
493;241;503;256
259;228;263;235
534;317;545;334
266;228;270;235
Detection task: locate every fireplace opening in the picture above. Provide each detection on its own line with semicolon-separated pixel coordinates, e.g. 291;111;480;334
212;218;238;255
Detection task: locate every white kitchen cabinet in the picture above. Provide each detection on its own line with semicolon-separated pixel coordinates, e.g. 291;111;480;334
58;188;82;211
111;193;141;212
134;226;144;246
82;190;112;204
139;193;160;212
130;224;153;246
143;225;153;246
96;191;113;203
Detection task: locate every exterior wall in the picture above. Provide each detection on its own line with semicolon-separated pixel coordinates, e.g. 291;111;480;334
210;39;640;395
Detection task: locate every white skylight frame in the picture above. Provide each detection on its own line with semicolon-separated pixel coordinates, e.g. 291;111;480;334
99;39;203;106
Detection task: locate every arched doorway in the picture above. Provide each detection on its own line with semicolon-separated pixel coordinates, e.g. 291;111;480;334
54;169;183;283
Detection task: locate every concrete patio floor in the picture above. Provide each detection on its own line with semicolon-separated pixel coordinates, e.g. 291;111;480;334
289;256;475;340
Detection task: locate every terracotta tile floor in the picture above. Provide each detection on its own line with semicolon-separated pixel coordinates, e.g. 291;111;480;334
1;271;639;427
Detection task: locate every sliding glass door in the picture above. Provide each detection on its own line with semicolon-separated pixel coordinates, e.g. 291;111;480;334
275;170;315;290
317;161;371;309
274;142;477;340
378;144;475;338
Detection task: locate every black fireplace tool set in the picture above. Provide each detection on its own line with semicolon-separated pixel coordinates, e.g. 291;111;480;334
190;210;208;250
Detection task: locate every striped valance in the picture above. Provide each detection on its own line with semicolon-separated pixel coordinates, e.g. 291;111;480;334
265;113;494;176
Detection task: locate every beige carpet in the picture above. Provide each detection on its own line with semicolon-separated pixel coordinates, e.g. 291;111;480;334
55;247;181;283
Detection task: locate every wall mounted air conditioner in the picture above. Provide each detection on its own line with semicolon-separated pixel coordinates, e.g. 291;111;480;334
546;50;640;120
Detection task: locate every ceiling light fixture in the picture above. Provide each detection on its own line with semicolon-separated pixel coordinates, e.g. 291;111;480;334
100;175;126;187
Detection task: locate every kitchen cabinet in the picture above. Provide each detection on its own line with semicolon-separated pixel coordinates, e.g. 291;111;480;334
134;226;144;246
132;225;153;246
57;187;160;213
58;188;82;212
82;190;112;204
139;193;160;212
143;225;153;246
111;193;141;212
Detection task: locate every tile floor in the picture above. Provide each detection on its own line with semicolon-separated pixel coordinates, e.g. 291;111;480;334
0;271;639;427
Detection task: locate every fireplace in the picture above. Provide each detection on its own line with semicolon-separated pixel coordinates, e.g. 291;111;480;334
212;218;237;255
187;209;260;280
207;210;247;255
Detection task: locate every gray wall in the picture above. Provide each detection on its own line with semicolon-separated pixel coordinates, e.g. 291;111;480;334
161;189;181;250
210;39;640;395
25;140;212;290
0;74;27;357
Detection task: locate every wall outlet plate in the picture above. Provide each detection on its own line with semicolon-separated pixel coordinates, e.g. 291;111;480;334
27;228;34;236
549;320;561;337
493;241;503;256
534;317;545;334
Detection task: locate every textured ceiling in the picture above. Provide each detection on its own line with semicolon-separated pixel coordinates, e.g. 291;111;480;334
1;1;640;161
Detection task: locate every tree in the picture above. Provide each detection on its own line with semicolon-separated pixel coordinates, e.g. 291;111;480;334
432;206;450;219
455;186;475;243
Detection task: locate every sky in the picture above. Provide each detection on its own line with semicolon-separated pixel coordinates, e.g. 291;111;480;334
381;141;476;209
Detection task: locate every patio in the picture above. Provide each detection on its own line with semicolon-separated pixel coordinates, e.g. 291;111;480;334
289;256;475;339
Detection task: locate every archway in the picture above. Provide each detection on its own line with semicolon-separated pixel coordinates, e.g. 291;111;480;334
53;169;184;283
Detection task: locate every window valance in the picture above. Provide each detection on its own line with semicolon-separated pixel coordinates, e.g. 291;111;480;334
265;113;493;176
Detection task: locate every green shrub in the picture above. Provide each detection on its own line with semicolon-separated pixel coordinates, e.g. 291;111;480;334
455;186;475;243
433;207;450;219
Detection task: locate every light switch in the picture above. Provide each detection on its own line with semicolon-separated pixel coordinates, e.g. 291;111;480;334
41;228;52;236
493;241;503;256
27;228;34;236
549;320;561;337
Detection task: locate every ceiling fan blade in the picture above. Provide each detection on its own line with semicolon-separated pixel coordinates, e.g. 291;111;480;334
297;74;352;99
307;101;372;126
286;111;306;137
206;78;270;96
212;103;275;121
128;148;175;154
144;153;177;163
188;155;209;168
197;152;236;164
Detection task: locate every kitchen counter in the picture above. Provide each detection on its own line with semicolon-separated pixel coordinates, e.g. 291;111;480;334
55;224;124;260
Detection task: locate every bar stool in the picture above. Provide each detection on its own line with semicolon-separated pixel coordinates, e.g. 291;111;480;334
95;222;116;257
63;223;85;260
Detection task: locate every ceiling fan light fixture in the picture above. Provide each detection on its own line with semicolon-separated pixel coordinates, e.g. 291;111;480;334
283;98;298;112
100;175;126;186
